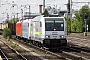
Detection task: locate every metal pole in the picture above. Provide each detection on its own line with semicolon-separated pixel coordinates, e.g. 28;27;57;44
68;0;71;33
7;13;9;23
0;0;1;7
85;19;86;32
43;0;45;12
21;9;23;20
84;19;87;36
14;14;15;23
29;5;30;18
17;13;19;21
70;0;72;20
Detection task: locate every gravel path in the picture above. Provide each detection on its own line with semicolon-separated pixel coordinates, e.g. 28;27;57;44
67;35;90;48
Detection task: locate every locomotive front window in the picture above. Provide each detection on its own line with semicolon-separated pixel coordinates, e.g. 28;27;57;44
45;18;64;31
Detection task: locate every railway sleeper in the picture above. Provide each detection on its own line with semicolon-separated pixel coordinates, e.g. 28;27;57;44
63;51;88;60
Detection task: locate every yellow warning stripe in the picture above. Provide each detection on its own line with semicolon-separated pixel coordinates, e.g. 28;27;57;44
34;32;42;35
30;31;42;35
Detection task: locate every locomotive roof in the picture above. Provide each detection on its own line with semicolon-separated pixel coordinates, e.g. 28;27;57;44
16;20;23;23
32;15;65;21
23;19;32;22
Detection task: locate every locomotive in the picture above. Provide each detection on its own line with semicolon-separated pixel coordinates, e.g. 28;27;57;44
16;15;67;48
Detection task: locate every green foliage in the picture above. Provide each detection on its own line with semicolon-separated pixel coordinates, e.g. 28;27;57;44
11;43;19;48
65;17;71;32
71;11;83;32
79;5;90;20
7;36;12;43
7;36;10;41
71;5;90;32
79;5;90;32
2;28;12;39
42;9;49;17
8;18;19;23
71;19;83;32
76;21;83;32
71;19;76;32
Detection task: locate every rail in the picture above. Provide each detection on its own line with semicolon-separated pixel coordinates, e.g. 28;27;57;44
0;48;11;60
0;39;28;60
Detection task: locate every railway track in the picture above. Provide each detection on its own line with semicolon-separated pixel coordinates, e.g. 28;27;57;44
12;35;67;60
13;35;90;60
50;45;90;60
65;45;90;59
1;35;89;60
0;48;9;60
0;39;27;60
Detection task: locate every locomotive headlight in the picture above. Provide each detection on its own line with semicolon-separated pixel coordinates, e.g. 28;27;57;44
60;35;64;38
61;35;64;38
45;35;50;38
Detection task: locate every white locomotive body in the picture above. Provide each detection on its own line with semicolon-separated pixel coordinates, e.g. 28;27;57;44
30;15;67;47
22;19;31;39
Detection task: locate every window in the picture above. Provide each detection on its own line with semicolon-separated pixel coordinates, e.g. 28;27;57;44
28;23;29;27
45;18;64;31
40;22;42;27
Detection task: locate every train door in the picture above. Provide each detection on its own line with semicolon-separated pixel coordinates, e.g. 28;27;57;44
26;22;29;39
34;22;38;38
30;21;33;40
39;21;42;39
28;20;31;40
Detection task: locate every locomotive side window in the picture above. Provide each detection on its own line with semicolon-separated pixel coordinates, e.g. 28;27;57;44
40;22;42;27
28;23;29;27
61;24;63;27
45;18;64;31
31;23;33;26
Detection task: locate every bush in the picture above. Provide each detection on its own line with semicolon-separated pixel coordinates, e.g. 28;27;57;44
7;36;12;43
2;28;12;39
11;44;19;48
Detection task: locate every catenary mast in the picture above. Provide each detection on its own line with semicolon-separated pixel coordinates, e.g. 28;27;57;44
43;0;45;12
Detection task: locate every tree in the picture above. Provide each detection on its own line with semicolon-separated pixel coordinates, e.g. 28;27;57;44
79;5;90;32
8;18;19;23
65;17;71;33
71;5;90;32
72;11;83;32
42;9;49;17
71;19;77;32
79;5;90;20
2;28;12;39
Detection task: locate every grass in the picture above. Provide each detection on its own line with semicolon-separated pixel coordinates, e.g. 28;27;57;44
68;32;90;36
5;36;19;48
11;44;19;48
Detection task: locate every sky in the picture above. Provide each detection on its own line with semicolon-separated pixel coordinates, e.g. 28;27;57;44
0;0;90;23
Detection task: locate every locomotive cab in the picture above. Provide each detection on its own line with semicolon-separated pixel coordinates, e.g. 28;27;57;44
30;15;67;48
43;17;67;47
